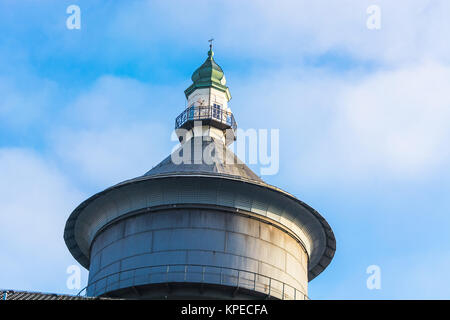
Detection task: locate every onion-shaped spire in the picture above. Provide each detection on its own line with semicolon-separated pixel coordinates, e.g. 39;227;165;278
184;42;231;101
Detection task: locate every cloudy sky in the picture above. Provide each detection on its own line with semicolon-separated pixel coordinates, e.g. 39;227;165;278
1;0;450;299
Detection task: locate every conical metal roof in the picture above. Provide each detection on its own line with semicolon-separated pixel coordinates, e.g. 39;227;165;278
144;137;263;183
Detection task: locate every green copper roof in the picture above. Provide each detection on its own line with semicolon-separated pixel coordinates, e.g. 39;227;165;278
184;48;231;101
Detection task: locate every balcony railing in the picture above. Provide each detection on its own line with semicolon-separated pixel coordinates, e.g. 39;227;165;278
175;105;237;131
78;264;308;300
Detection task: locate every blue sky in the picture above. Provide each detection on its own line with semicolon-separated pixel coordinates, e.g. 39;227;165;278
1;0;450;299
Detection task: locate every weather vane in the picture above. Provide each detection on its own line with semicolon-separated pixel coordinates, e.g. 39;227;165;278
208;38;214;50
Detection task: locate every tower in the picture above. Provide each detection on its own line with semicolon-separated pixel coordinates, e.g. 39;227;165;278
64;46;336;300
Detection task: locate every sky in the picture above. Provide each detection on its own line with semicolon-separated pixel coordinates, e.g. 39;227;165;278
1;0;450;299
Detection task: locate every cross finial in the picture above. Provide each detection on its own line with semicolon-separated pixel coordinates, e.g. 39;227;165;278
208;38;214;50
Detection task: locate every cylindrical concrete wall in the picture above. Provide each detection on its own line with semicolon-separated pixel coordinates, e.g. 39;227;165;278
87;207;309;299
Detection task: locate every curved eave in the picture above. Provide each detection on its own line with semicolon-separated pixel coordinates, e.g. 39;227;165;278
64;172;335;280
184;82;231;101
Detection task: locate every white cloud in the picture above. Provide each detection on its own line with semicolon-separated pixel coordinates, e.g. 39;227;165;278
338;62;450;174
0;75;58;129
232;61;450;184
0;148;88;293
52;76;176;188
0;75;182;292
304;61;450;181
110;0;450;65
53;124;168;188
61;76;172;129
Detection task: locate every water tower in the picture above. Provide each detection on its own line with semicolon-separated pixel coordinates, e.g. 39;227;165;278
64;45;335;299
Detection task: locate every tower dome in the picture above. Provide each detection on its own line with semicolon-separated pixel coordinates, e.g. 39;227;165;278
191;49;224;84
184;47;231;101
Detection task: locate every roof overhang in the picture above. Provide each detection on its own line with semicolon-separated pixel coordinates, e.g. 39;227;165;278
184;82;231;101
64;173;335;280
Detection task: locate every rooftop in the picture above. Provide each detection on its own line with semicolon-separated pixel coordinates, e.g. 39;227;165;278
0;289;100;300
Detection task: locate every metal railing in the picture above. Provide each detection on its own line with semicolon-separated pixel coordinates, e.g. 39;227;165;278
78;264;308;300
175;105;237;131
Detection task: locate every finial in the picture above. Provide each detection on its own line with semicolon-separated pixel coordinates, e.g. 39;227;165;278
208;38;214;58
208;38;214;50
